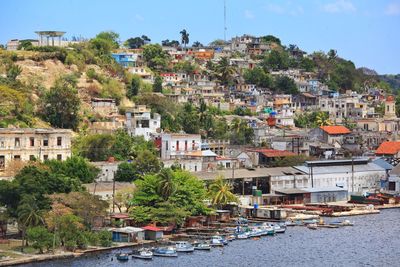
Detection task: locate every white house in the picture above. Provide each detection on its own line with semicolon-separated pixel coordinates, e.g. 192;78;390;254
125;105;160;141
161;133;201;160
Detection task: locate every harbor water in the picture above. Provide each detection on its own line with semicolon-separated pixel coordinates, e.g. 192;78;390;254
23;209;400;267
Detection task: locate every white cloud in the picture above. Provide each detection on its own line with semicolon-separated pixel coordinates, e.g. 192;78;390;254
244;9;255;19
385;2;400;15
323;0;356;13
265;3;285;14
264;2;303;16
135;14;144;21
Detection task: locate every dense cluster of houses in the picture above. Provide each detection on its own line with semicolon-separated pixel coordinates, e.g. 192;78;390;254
3;34;400;203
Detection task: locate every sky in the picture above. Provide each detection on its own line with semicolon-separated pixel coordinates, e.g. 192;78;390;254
1;0;399;74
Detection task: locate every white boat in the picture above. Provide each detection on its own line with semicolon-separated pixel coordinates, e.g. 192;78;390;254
175;241;195;252
132;248;153;260
153;246;178;257
236;232;249;239
248;228;263;237
211;235;228;245
193;242;211;251
307;223;318;230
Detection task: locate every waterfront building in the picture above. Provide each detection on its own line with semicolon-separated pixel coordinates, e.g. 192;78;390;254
0;128;72;178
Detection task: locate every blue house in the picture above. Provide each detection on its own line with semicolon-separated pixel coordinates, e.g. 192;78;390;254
111;53;137;68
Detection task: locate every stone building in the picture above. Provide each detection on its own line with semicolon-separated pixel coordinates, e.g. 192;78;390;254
0;128;72;177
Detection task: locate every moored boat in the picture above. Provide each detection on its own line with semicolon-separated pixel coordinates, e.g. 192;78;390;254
132;248;153;260
211;235;228;245
307;223;318;230
153;247;178;257
193;242;211;251
236;232;249;239
175;241;195;252
116;253;129;261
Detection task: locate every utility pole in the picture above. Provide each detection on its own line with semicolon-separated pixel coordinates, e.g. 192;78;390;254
351;157;354;193
112;170;116;214
224;0;227;42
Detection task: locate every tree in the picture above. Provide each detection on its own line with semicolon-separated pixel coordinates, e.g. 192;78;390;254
180;29;190;47
157;168;176;200
214;57;236;88
153;75;163;93
125;37;144;49
273;76;299;94
260;35;281;45
45;156;100;184
17;195;45;248
192;41;203;47
134;150;162;177
115;162;137;182
95;31;119;49
243;67;272;88
142;44;170;71
209;39;226;47
328;49;337;60
126;74;141;98
208;176;238;209
6;63;22;81
114;188;136;213
262;50;290;71
178;103;200;134
49;192;108;229
41;76;81;130
316;112;332;126
229;118;254;145
161;39;180;47
26;226;53;253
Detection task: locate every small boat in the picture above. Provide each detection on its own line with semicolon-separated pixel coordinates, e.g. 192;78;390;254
236;232;249;239
226;235;236;241
116;252;129;261
153;247;178;257
307;223;318;230
331;219;354;226
248;228;263;237
132;248;153;260
194;242;211;251
211;235;228;245
273;225;286;234
175;241;194;252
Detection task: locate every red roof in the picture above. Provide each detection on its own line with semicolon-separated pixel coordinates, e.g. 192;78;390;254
248;149;296;158
376;141;400;155
110;213;130;219
320;126;351;135
142;226;162;231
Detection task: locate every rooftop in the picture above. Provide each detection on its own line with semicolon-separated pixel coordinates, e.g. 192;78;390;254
195;167;306;180
375;141;400;155
247;148;296;158
320;125;351;135
0;128;72;134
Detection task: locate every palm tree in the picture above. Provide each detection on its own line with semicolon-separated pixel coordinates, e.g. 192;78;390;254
214;57;236;88
209;176;238;209
316;112;332;126
157;168;176;200
180;29;190;48
17;195;44;249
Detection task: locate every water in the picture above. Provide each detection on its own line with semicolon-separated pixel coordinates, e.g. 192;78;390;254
23;209;400;267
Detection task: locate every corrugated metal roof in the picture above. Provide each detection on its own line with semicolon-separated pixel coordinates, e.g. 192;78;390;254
195;167;306;180
294;163;385;174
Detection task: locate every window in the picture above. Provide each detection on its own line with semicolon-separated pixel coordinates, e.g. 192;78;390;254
192;140;195;150
14;155;21;160
15;138;20;148
57;137;62;146
57;154;62;161
43;155;49;161
29;155;35;161
226;162;231;168
176;141;179;151
30;137;35;147
0;156;5;169
166;141;169;151
43;139;48;146
185;140;188;151
0;140;4;148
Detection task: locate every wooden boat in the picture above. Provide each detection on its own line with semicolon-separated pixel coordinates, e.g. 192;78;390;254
132;248;153;260
153;247;178;257
194;242;211;251
116;253;129;261
307;223;318;230
175;241;195;252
